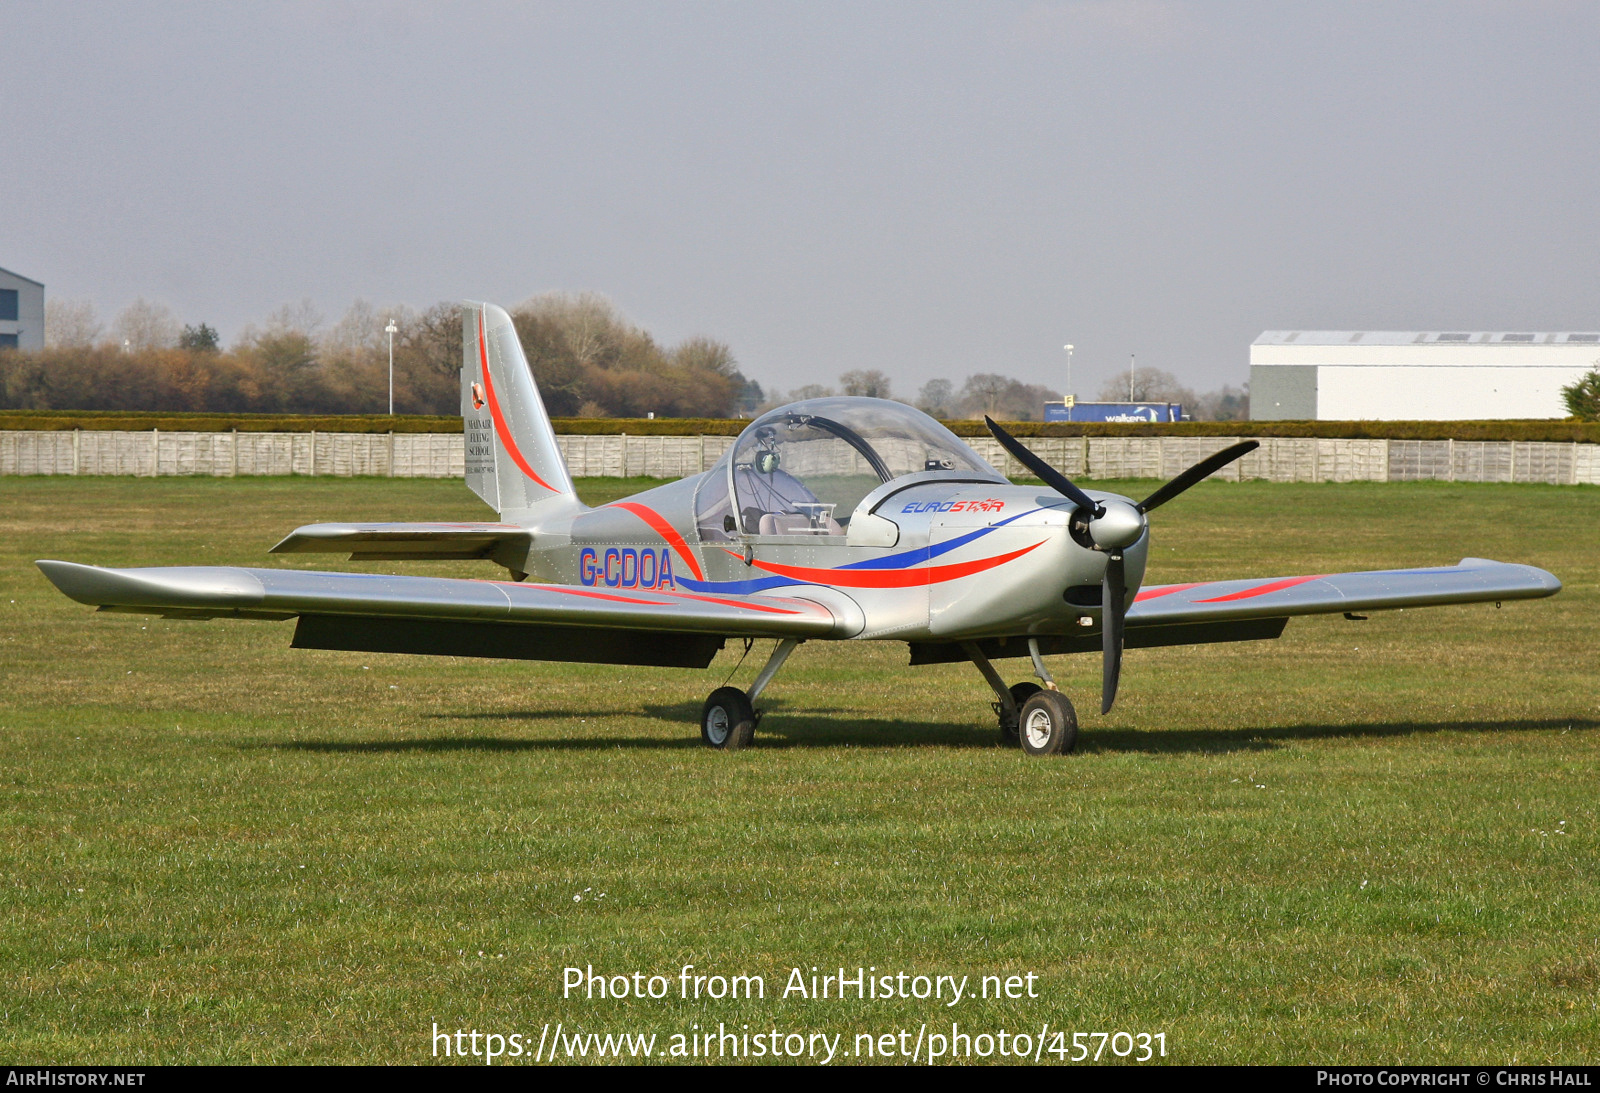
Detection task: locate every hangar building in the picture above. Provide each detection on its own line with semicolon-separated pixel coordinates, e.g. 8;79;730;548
0;266;45;351
1250;330;1600;420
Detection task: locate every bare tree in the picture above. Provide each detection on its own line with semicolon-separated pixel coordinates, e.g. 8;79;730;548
391;302;463;414
916;378;955;417
959;373;1014;417
264;298;324;339
323;299;413;356
231;298;324;351
44;298;103;349
1095;366;1196;405
955;373;1060;420
787;384;836;401
111;298;180;352
1189;383;1249;421
673;335;739;377
839;369;892;399
519;291;635;368
14;292;750;418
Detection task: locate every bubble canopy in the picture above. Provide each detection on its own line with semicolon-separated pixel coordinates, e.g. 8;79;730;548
700;397;1003;538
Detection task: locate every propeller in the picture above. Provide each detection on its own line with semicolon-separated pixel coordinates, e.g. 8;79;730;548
984;417;1258;713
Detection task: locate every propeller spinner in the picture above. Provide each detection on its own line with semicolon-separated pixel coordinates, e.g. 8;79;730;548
984;417;1258;714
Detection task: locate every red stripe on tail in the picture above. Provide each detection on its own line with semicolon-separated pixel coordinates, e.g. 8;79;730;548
478;310;558;494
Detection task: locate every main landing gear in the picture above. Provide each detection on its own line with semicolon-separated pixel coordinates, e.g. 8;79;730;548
962;639;1079;756
700;638;799;750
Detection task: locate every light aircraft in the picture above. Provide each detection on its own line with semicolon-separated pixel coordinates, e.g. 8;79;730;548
38;303;1562;755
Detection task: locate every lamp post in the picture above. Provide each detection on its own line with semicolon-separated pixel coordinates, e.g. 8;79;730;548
1129;353;1136;402
384;319;398;415
1063;344;1074;421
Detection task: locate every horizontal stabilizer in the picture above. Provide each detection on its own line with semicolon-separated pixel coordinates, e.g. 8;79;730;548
270;522;533;562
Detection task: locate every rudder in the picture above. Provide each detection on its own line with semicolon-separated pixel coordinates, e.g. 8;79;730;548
461;302;579;518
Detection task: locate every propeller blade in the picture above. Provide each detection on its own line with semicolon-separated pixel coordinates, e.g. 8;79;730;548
1101;551;1126;714
1136;440;1260;514
984;417;1102;516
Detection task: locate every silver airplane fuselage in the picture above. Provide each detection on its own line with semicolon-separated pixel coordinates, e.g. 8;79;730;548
510;470;1148;645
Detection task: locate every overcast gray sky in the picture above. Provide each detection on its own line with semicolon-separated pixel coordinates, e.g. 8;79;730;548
4;0;1598;398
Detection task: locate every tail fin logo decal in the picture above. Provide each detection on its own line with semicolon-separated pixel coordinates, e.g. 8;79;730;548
477;310;557;493
470;382;485;410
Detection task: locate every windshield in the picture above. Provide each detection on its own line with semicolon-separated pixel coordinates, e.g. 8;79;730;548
726;397;1000;536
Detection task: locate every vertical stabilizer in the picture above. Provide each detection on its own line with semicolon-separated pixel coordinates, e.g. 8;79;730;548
461;302;579;519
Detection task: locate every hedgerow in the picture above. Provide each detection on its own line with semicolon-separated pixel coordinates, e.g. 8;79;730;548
0;410;1594;443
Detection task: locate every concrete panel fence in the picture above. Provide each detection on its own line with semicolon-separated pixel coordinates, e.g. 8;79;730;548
1;429;1596;486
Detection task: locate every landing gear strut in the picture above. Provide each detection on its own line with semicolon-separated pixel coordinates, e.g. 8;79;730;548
700;638;799;751
962;640;1078;755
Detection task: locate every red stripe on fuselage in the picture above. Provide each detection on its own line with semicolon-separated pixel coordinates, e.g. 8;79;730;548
1193;575;1326;603
608;502;706;581
724;541;1044;588
478;310;558;493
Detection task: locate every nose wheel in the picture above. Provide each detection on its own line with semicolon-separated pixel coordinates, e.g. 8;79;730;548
963;641;1079;755
1018;690;1078;756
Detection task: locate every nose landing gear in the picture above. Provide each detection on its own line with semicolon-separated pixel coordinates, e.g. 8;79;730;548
962;640;1079;755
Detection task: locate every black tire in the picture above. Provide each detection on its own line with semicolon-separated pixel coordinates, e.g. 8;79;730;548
701;686;756;751
1018;690;1079;756
999;682;1042;746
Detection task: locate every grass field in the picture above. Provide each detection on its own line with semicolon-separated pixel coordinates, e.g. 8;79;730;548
1;475;1596;1065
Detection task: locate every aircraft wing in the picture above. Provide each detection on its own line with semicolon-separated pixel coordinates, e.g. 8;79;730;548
908;557;1559;666
269;522;533;561
35;560;853;669
1127;557;1560;626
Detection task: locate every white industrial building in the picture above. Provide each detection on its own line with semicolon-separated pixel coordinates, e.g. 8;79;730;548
0;266;45;352
1250;330;1600;420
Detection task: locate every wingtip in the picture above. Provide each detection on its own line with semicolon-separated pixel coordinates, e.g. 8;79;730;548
35;559;109;604
35;560;265;610
1458;557;1563;596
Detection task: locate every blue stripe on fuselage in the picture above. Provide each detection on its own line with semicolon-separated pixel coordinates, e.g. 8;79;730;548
675;573;795;595
836;506;1050;570
674;505;1064;593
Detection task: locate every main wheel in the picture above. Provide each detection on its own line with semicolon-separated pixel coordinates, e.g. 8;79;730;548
701;686;756;750
998;682;1042;747
1018;690;1078;756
